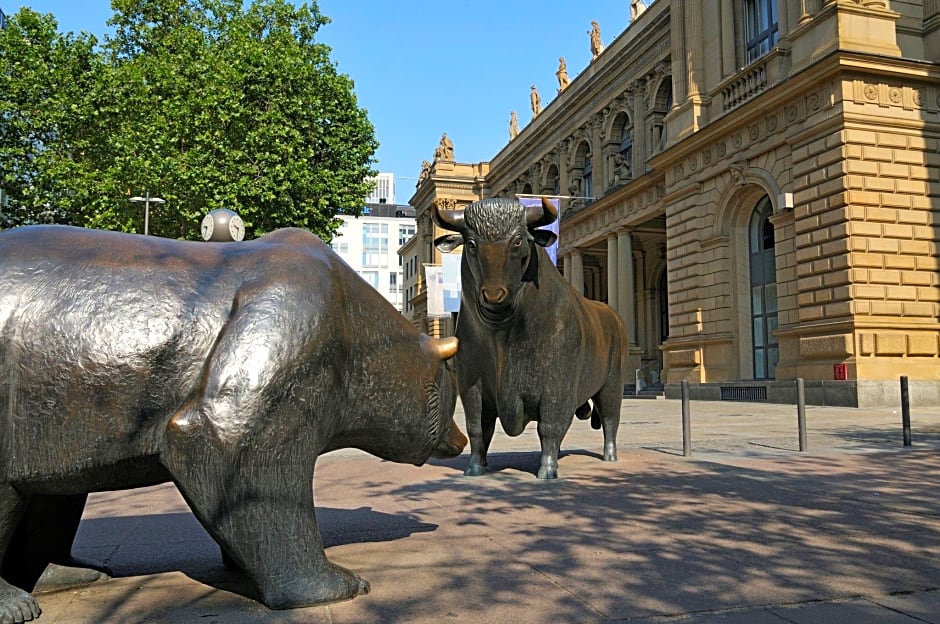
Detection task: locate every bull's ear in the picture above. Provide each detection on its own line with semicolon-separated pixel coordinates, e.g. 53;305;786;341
531;229;558;247
434;234;464;253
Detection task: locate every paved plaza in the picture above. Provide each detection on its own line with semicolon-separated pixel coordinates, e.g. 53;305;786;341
25;398;940;623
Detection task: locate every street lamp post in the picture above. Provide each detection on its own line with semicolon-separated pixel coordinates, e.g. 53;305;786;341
129;192;166;236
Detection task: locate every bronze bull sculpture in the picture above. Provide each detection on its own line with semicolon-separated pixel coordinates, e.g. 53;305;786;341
0;225;466;623
434;197;627;479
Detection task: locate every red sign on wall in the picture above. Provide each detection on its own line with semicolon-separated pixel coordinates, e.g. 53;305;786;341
833;363;847;380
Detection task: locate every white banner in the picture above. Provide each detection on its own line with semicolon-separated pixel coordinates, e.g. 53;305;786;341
442;253;462;313
518;196;560;266
425;264;445;317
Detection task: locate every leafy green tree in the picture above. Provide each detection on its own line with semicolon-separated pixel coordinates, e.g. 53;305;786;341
0;0;377;240
0;9;104;228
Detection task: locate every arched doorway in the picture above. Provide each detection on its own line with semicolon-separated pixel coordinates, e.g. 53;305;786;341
749;196;778;379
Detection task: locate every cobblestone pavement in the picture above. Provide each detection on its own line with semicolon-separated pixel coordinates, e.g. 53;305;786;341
24;398;940;623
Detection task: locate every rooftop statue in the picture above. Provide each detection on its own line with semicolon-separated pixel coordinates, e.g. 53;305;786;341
631;0;647;20
556;57;570;92
589;21;605;59
530;85;542;117
434;132;454;161
418;159;431;186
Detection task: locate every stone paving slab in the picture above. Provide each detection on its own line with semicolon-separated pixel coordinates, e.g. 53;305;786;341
22;400;940;623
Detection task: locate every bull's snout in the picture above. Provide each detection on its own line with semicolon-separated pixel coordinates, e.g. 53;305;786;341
481;285;509;305
431;419;468;459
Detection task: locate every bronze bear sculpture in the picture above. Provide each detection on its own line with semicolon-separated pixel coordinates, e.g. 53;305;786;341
0;225;466;623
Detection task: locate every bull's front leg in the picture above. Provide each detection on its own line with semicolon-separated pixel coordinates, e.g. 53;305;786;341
535;411;575;479
461;384;491;477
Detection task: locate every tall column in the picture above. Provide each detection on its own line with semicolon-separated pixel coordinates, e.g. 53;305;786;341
571;250;585;296
720;0;736;78
631;80;647;176
684;2;704;100
798;0;821;24
607;233;619;312
634;248;646;349
928;0;940;62
617;230;635;345
563;253;572;284
670;2;688;104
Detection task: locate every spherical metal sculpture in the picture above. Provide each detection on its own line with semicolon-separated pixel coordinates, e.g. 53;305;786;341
201;209;245;242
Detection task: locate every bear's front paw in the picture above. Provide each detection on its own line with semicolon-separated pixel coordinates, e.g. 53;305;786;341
0;582;41;624
259;561;369;609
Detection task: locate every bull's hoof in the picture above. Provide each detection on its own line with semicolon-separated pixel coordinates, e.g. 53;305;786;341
463;463;485;477
0;582;40;624
536;466;558;479
603;443;618;462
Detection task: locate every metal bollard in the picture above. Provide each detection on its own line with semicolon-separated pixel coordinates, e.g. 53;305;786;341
681;380;691;457
797;378;807;452
901;376;911;447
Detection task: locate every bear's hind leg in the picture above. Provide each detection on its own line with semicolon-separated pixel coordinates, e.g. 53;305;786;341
0;484;40;624
3;494;109;593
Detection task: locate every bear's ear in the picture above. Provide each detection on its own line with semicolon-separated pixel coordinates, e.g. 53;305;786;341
531;229;558;247
434;234;464;253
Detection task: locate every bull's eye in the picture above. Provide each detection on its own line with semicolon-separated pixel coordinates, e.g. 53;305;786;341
511;236;523;249
466;239;477;252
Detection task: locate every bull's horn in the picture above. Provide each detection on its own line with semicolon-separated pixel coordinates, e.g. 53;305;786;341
525;196;558;228
432;202;464;232
422;335;459;360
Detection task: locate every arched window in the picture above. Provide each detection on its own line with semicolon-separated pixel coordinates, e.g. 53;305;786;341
744;0;778;63
749;196;778;379
545;164;560;196
583;154;593;204
650;80;673;153
619;123;633;181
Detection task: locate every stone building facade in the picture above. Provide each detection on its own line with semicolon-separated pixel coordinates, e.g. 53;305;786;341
408;0;940;407
401;159;488;337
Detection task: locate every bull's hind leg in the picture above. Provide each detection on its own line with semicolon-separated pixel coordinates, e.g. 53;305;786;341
0;484;40;624
592;379;623;462
163;432;368;608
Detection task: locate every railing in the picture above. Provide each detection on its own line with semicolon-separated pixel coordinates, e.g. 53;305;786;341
721;62;768;112
719;386;768;401
634;360;661;392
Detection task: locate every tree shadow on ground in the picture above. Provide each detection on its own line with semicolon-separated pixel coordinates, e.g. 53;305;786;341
340;448;940;622
50;443;940;623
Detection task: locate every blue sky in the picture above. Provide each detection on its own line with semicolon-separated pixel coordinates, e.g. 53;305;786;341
9;1;634;202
